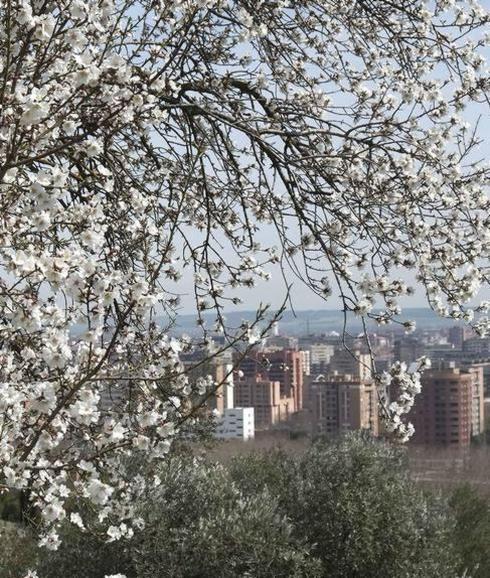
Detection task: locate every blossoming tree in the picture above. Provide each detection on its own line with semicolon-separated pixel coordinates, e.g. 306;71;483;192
0;0;489;547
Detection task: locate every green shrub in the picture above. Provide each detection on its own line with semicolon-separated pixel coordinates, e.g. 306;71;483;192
132;457;321;578
230;435;458;578
450;484;490;578
0;522;38;578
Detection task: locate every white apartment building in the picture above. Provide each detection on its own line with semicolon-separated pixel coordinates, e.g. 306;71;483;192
215;407;255;441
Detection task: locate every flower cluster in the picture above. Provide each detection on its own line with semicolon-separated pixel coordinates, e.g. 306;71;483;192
378;357;432;443
0;0;488;546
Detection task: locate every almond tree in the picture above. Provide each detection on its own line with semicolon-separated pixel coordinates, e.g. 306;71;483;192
0;0;488;547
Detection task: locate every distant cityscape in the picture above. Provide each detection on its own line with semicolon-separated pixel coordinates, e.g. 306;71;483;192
181;319;490;449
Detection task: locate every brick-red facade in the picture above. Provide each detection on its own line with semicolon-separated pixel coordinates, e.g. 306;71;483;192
410;368;472;448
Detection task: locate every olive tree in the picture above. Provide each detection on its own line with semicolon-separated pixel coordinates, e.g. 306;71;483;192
450;484;490;578
131;457;321;578
0;0;489;545
230;435;459;578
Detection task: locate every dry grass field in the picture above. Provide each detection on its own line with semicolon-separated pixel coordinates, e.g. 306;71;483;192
202;432;490;495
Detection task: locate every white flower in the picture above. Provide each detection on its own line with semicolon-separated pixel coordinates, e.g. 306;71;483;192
354;298;373;316
169;338;182;353
110;423;126;441
21;101;49;126
42;501;65;523
403;320;416;334
70;1;88;20
39;528;61;551
87;479;113;506
18;4;34;26
107;525;123;541
34;15;55;41
33;211;51;231
153;440;171;457
247;328;261;344
84;138;103;157
62;119;78;135
417;356;431;371
81;229;104;249
70;512;85;529
107;523;133;542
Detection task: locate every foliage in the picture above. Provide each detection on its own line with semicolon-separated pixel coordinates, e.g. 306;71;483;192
230;435;458;577
227;448;297;509
0;522;38;578
289;436;457;578
449;484;490;578
0;491;22;523
35;518;135;578
132;457;321;578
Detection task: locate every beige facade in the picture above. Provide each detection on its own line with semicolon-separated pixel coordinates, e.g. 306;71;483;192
308;376;378;437
234;379;294;429
328;349;372;382
300;349;311;377
236;348;304;413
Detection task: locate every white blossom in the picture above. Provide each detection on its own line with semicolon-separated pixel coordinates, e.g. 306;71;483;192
378;357;431;442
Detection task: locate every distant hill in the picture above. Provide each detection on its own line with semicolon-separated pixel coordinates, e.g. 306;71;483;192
168;307;464;337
